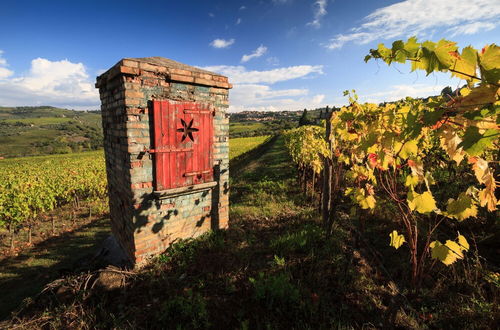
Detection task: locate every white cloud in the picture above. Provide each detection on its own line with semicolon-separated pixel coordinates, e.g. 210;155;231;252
0;50;13;79
236;18;242;25
209;38;235;48
326;0;500;49
447;22;496;36
208;12;215;18
203;63;325;112
360;84;446;104
241;45;268;63
229;84;325;112
239;6;246;10
204;64;323;84
0;67;13;79
0;57;99;108
307;0;327;28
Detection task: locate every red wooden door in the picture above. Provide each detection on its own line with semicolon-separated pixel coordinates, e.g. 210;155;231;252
152;100;214;191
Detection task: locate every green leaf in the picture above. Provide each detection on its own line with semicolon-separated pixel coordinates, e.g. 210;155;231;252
404;37;420;57
458;127;498;156
378;43;392;63
446;193;478;221
407;190;437;214
479;44;500;84
423;108;445;126
392;40;407;63
389;230;406;249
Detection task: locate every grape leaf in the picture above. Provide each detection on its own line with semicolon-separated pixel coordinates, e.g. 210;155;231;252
457;234;470;251
479;44;500;84
431;235;470;266
455;85;499;112
392;40;407;63
478;173;497;212
389;230;406;249
405;174;419;187
451;46;478;81
439;127;465;164
458;127;498;156
404;37;420;57
407;158;424;178
446;193;478;221
434;39;458;68
359;195;376;210
407;190;437;214
399;140;418;159
430;241;456;265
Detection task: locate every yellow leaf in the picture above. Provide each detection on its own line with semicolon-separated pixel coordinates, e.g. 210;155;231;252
454;85;499;112
460;87;471;96
430;241;457;265
457;235;470;251
446;193;478;221
469;157;489;184
451;46;477;81
430;235;469;266
359;195;376;210
407;190;437;214
389;230;406;249
469;157;497;211
445;241;464;260
439;127;464;165
405;175;419;187
399;140;418;159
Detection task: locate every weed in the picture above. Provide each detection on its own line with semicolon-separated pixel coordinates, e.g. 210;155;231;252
249;272;300;310
157;289;209;329
270;223;323;255
273;255;286;267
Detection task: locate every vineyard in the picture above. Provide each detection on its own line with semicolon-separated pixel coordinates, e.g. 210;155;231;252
0;151;107;251
229;135;271;160
285;38;499;290
0;38;498;328
0;136;271;254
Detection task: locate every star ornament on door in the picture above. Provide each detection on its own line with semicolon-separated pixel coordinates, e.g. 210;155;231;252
177;118;199;142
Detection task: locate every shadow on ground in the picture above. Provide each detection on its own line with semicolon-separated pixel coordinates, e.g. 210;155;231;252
0;216;110;319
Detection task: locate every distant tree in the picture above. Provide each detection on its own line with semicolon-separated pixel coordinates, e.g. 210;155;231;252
299;108;313;126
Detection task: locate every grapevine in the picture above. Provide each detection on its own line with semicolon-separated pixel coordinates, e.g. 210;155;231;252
285;38;499;287
0;151;108;250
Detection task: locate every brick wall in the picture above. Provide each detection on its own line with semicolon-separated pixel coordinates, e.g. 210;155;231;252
96;57;230;265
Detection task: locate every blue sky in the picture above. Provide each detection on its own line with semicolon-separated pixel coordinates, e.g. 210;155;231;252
0;0;498;111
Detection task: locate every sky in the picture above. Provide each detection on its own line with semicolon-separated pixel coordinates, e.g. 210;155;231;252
0;0;498;112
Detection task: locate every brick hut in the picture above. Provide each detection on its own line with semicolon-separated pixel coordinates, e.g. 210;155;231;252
95;57;231;265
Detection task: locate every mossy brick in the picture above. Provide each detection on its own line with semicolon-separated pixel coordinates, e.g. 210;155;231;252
97;56;230;267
